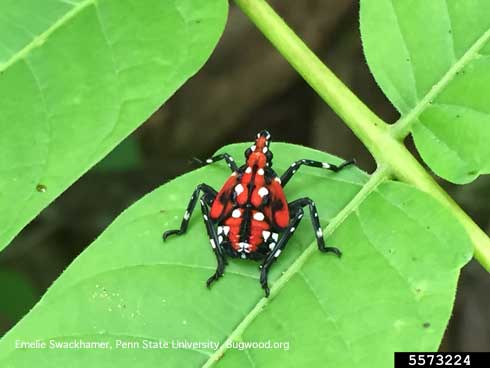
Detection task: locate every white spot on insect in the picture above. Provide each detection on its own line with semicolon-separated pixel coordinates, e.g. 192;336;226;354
314;212;318;217
272;233;279;241
257;168;264;176
232;209;241;218
206;159;213;164
246;167;252;174
258;187;269;197
238;242;251;253
241;253;246;259
218;235;223;243
184;211;190;220
200;199;205;205
253;212;264;221
217;226;223;234
262;230;271;241
262;147;268;153
292;170;296;174
266;132;271;139
251;145;256;151
210;239;216;249
275;249;282;257
290;227;295;232
269;242;276;250
274;177;281;184
229;156;234;161
257;133;261;138
291;163;296;167
235;184;244;195
231;172;237;176
298;213;303;219
203;214;208;220
316;228;323;238
223;226;230;235
322;162;330;169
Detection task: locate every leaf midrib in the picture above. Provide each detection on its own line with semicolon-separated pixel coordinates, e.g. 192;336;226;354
391;27;490;138
0;0;94;73
201;168;390;367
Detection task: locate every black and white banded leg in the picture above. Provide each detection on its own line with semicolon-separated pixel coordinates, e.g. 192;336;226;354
280;158;355;187
288;197;341;256
259;208;304;297
162;183;217;240
194;153;238;172
199;195;227;288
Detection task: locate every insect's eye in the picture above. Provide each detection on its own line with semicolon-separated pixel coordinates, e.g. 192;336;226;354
245;147;252;159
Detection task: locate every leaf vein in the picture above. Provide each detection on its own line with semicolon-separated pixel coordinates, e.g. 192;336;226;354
431;101;490;118
392;25;490;138
387;0;419;101
297;271;355;360
0;0;94;73
442;0;457;61
201;168;389;367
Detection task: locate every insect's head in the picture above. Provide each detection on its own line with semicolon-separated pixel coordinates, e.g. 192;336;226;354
245;130;273;169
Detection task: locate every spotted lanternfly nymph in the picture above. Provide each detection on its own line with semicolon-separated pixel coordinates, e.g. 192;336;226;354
163;130;354;297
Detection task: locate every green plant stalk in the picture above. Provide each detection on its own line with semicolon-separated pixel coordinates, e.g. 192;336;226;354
234;0;490;271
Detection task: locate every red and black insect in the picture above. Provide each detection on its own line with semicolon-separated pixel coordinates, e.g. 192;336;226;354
163;130;353;297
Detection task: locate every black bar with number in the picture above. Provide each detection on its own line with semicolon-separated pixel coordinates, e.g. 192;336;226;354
395;352;490;367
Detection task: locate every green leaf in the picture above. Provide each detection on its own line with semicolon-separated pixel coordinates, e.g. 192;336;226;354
0;143;471;367
0;0;228;253
360;0;490;184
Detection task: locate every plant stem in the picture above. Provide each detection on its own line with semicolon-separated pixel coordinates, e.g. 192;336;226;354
234;0;490;271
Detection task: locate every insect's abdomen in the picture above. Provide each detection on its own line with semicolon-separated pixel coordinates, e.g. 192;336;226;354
223;208;270;255
249;214;270;249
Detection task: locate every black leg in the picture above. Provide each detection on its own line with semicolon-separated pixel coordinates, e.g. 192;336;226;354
288;197;341;256
162;183;217;240
259;207;304;297
280;158;355;187
194;153;238;172
198;195;227;288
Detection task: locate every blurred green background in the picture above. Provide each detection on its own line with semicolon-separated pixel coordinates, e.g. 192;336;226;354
1;0;489;350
